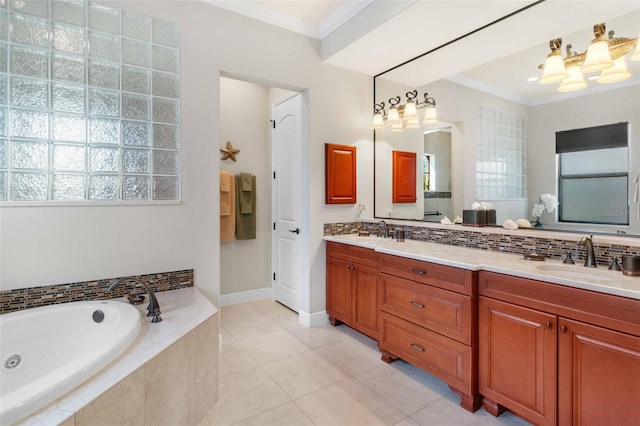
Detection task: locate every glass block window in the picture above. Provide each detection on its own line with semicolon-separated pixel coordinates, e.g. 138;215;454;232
476;107;527;200
0;0;180;202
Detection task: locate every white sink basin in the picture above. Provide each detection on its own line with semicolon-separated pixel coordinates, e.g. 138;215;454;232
534;264;618;283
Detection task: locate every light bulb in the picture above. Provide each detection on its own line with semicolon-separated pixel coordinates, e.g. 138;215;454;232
391;121;403;132
423;107;438;123
372;112;385;129
582;38;613;73
387;106;400;124
540;51;568;83
558;65;587;92
597;56;631;83
405;117;420;129
403;101;418;120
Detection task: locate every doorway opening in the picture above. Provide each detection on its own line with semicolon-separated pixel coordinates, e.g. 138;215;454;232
218;75;309;322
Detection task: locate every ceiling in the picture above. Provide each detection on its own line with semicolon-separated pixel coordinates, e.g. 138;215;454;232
206;1;640;104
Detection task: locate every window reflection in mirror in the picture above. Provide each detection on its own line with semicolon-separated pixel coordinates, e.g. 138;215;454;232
557;122;629;225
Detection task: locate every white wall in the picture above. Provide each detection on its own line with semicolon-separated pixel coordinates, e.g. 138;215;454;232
219;77;271;296
0;1;373;317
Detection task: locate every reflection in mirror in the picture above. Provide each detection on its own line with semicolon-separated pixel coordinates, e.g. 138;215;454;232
373;2;640;236
423;128;452;222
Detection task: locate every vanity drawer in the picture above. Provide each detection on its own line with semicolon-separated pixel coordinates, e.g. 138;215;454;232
379;253;475;295
326;241;378;267
380;274;473;345
380;311;472;395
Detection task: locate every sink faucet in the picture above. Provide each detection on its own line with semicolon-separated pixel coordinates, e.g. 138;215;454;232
378;220;390;238
108;277;163;323
578;235;597;268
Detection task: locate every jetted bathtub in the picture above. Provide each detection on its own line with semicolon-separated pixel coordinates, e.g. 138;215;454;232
0;300;142;425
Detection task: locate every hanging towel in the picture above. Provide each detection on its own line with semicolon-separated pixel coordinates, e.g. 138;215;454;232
239;172;253;214
220;171;231;216
235;174;256;240
220;173;236;242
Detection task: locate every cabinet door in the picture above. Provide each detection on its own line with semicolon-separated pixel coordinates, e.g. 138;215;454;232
352;263;379;339
479;297;557;426
325;143;356;204
392;150;417;203
558;318;640;426
326;256;353;324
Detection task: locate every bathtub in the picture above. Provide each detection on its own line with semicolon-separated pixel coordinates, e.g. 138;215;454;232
0;300;142;425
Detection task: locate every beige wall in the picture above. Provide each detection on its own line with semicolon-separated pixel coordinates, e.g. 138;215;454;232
219;77;271;296
0;1;374;317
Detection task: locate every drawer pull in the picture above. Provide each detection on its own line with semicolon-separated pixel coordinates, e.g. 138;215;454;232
410;343;425;352
411;268;426;275
410;301;425;308
545;321;552;329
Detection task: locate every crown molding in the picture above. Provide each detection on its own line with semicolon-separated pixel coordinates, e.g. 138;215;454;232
203;0;373;40
447;74;532;106
319;0;375;39
204;0;320;38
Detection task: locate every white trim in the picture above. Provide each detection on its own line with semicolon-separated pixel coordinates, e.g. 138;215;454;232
447;74;532;106
298;310;329;328
219;287;272;306
319;0;375;39
204;1;320;39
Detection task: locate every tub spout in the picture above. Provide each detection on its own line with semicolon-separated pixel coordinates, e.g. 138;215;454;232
108;277;162;323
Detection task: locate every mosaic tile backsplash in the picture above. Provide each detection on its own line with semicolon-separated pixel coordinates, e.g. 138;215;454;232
0;269;193;314
324;222;640;266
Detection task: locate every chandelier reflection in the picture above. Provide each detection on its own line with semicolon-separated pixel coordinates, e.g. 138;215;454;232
372;90;438;131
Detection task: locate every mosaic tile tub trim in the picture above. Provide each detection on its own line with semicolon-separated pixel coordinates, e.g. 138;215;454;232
324;222;640;266
0;269;194;314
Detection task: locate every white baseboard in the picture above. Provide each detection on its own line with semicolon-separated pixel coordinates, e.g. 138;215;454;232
219;287;272;306
298;310;329;327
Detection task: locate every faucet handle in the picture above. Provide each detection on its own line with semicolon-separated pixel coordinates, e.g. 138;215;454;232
562;250;575;264
608;257;622;271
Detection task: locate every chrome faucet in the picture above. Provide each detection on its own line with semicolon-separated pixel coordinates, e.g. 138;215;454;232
578;235;597;268
378;220;390;238
108;277;163;323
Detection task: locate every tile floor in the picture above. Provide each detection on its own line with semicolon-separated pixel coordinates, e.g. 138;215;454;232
199;299;531;426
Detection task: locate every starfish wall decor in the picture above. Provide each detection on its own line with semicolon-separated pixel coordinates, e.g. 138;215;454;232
220;141;240;161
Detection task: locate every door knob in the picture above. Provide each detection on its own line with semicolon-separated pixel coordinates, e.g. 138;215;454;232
289;228;300;234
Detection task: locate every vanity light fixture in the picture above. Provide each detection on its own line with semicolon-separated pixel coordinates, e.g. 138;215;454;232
372;90;438;131
538;22;638;93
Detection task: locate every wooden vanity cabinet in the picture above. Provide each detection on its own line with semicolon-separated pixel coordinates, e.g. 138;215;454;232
558;318;640;426
326;241;380;339
378;253;480;412
479;296;557;425
479;271;640;426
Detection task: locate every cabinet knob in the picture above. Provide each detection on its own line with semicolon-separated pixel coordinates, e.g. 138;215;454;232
410;301;425;308
410;343;425;352
411;268;426;275
560;325;567;333
545;321;552;329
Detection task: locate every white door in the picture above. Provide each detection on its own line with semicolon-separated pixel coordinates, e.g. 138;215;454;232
272;93;302;312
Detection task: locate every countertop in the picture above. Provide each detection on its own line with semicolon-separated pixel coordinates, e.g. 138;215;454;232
324;234;640;300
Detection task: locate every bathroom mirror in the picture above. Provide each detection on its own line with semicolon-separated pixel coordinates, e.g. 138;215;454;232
373;1;640;236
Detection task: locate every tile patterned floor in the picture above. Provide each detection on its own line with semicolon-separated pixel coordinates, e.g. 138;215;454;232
199;299;531;426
